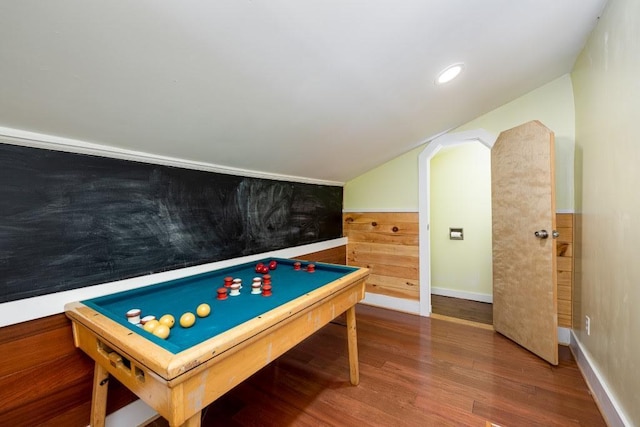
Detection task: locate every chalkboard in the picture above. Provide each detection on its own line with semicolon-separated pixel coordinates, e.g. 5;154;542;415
0;143;343;303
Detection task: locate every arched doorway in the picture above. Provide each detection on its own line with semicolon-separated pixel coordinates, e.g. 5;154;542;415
417;129;497;316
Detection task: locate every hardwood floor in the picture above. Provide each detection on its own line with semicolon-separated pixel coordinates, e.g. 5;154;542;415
146;304;604;427
431;294;493;325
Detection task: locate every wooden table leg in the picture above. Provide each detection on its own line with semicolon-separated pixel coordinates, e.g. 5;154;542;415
90;362;109;427
180;411;202;427
345;305;360;385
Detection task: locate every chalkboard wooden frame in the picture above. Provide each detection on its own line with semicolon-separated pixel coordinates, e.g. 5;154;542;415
0;143;343;303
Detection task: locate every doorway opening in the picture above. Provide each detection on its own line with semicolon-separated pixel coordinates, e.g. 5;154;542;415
417;130;497;323
429;142;493;324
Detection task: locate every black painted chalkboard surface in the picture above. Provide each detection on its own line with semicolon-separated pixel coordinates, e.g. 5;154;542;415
0;143;342;303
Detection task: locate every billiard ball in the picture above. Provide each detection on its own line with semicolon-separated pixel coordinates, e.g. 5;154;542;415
255;263;265;273
180;312;196;328
159;314;175;328
152;324;170;339
143;319;159;333
268;260;277;270
196;303;211;317
260;265;269;274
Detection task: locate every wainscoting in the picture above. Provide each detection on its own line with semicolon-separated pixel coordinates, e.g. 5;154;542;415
556;213;574;328
344;211;573;328
343;212;419;301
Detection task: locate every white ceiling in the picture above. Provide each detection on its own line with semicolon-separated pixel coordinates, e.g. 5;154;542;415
0;1;607;184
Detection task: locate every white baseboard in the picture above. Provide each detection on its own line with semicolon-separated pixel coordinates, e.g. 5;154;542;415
360;293;420;315
570;331;631;427
557;327;570;345
431;287;493;303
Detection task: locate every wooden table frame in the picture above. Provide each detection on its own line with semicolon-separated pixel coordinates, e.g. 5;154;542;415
66;268;368;427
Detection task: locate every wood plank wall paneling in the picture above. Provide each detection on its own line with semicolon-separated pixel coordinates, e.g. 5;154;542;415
556;213;574;328
295;246;346;265
343;211;573;328
343;212;420;300
0;314;138;426
0;246;346;426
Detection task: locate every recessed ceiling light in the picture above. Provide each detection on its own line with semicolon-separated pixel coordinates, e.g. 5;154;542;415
436;63;464;85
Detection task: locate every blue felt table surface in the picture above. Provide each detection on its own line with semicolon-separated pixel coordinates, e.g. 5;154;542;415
83;258;358;354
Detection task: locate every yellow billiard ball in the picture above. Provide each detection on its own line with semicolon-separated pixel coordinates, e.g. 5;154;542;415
159;314;175;328
196;303;211;318
143;319;159;333
152;324;170;339
180;312;196;328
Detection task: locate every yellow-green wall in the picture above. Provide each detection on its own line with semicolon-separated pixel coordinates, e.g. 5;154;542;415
430;143;492;297
454;75;575;212
343;73;576;212
572;0;639;423
343;145;422;211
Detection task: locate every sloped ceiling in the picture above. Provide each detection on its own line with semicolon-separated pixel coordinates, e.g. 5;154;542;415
0;1;607;184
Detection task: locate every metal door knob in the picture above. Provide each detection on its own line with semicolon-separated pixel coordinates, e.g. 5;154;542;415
534;230;549;239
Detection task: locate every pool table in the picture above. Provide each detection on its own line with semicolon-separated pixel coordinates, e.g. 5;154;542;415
65;258;369;427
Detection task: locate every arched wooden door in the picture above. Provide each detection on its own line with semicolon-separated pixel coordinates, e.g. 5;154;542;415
491;120;558;365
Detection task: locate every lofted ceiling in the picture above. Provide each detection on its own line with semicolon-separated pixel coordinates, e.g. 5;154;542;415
0;1;607;184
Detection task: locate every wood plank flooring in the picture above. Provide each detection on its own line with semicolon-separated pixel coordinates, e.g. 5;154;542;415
146;304;604;427
431;294;493;325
